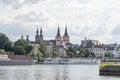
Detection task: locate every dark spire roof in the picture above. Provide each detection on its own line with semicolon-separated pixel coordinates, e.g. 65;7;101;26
64;26;69;36
26;35;29;41
21;35;23;39
56;26;61;37
36;28;39;36
40;28;43;38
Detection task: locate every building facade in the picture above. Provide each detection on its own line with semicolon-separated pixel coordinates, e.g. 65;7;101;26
24;26;70;58
80;38;105;58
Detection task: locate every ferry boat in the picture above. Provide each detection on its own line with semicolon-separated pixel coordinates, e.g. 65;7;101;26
0;55;35;65
44;58;100;65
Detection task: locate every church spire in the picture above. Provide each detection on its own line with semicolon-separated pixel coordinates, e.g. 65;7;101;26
56;26;61;37
63;25;69;43
36;28;39;36
26;35;29;41
21;34;23;39
64;25;69;37
40;28;43;38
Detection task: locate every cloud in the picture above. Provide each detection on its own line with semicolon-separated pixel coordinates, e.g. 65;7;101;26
24;0;41;4
0;0;22;9
14;11;49;22
111;24;120;35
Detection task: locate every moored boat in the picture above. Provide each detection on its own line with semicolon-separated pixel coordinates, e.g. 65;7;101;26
44;58;100;65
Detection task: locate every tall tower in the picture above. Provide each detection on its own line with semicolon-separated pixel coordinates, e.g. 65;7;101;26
63;26;69;44
55;26;62;45
26;35;29;42
39;28;43;43
21;35;23;39
35;28;40;43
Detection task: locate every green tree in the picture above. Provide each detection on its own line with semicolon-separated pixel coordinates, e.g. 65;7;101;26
37;51;43;58
79;48;96;58
4;41;13;52
0;49;6;54
0;33;13;52
53;51;58;58
104;51;113;58
89;52;96;58
67;51;74;58
67;46;78;57
39;43;47;57
14;46;26;55
25;45;33;55
79;48;90;58
14;39;33;55
14;39;28;48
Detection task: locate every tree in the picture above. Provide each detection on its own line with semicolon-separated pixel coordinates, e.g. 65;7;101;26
53;51;58;58
67;46;78;57
37;51;43;58
104;51;113;58
79;48;95;58
0;49;6;54
79;48;89;58
14;39;28;48
89;52;96;58
67;51;74;58
14;46;26;55
39;43;47;57
0;33;13;52
4;41;13;52
14;39;33;55
25;45;33;55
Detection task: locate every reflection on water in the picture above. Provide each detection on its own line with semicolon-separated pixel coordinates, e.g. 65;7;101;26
0;65;120;80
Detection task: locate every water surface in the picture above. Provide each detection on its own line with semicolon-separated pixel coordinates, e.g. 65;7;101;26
0;65;119;80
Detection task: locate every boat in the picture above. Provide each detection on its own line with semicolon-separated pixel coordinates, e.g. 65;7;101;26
0;55;35;65
99;62;120;75
44;58;100;65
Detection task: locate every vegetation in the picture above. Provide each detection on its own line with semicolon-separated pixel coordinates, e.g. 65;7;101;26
104;51;113;58
14;39;33;55
39;43;47;57
0;49;6;54
66;46;78;58
0;33;13;52
14;46;26;55
67;51;74;58
79;48;96;58
37;51;43;58
52;51;58;58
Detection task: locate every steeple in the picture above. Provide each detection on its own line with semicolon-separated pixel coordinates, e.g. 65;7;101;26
36;28;39;36
21;35;23;39
40;28;43;38
64;25;69;37
56;26;61;37
39;28;43;43
55;26;62;45
26;35;29;42
63;26;69;43
35;28;40;43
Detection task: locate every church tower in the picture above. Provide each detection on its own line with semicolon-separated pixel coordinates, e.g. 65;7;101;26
63;26;69;44
35;28;40;43
39;28;43;43
55;26;62;45
26;35;29;42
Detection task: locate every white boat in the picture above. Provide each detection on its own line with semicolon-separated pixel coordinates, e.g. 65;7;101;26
44;58;100;65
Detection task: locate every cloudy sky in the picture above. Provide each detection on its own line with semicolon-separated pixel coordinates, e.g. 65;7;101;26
0;0;120;44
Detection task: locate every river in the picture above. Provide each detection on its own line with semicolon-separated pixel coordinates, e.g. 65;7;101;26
0;65;119;80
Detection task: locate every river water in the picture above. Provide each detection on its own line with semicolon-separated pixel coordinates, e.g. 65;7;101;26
0;65;119;80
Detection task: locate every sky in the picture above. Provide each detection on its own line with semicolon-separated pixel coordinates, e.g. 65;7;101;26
0;0;120;44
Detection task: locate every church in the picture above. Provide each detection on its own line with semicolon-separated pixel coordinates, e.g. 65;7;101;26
25;26;71;57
